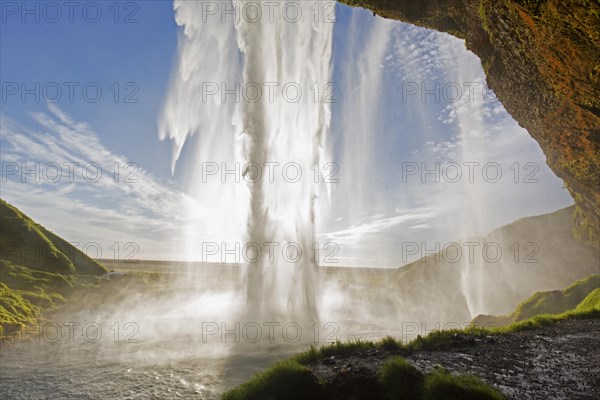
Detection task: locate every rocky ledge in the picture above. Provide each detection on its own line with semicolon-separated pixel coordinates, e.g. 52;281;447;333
310;318;600;399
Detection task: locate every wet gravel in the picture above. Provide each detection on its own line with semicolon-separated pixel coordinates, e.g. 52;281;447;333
311;318;600;399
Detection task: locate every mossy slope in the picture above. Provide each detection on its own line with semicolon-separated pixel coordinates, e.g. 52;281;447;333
0;198;106;275
0;198;107;336
472;274;599;326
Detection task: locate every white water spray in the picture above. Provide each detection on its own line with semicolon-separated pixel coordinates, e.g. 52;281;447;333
160;0;334;324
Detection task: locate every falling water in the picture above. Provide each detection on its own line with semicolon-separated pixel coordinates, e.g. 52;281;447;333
160;0;334;324
158;0;569;331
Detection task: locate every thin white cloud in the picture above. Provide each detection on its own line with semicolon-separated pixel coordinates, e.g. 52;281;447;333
318;13;572;267
0;105;214;261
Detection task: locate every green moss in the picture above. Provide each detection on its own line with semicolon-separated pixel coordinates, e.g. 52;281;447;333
0;260;78;337
0;198;107;275
423;368;505;400
513;274;599;320
575;288;600;311
473;274;599;327
406;324;501;351
1;260;74;291
379;356;424;399
490;305;600;336
224;353;506;400
0;199;113;339
0;282;39;337
511;0;548;18
379;334;404;351
479;0;491;36
223;297;599;399
294;338;377;365
293;300;600;366
221;359;322;400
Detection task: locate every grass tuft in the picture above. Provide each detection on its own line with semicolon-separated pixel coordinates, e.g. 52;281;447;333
380;335;403;350
221;359;322;400
423;367;505;400
294;338;376;365
379;356;424;399
575;288;600;311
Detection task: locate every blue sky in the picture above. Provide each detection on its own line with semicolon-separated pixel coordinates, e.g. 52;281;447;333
1;0;177;180
0;1;573;266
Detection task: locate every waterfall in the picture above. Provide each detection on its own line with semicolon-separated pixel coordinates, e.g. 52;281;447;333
160;0;334;324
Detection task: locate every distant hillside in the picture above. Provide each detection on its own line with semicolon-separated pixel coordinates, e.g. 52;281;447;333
472;274;600;327
0;198;107;336
385;206;599;325
0;199;106;275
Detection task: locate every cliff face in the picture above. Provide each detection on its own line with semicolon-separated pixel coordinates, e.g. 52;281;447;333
341;0;599;244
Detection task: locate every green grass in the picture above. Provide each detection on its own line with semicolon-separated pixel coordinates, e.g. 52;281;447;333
380;359;505;400
288;290;600;367
0;198;107;275
1;260;74;292
0;282;39;336
0;260;76;308
513;274;599;321
472;274;599;327
406;305;600;352
0;267;168;339
575;288;600;311
221;359;322;400
423;367;505;400
379;334;404;350
221;273;599;399
222;353;506;400
0;260;75;336
0;198;110;338
292;310;596;366
379;356;424;399
294;338;377;364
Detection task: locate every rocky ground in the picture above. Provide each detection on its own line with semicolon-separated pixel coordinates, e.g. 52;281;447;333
310;318;600;399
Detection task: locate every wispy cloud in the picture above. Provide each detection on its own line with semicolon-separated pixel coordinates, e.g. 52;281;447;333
319;13;572;267
0;105;210;261
320;208;437;245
